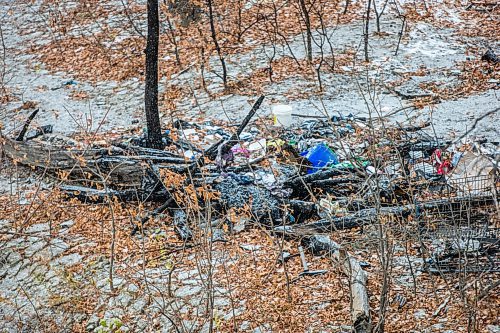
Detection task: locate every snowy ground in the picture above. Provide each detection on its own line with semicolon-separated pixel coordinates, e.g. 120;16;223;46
1;1;498;140
0;0;499;332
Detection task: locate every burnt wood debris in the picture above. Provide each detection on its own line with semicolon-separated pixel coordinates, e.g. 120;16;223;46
1;99;499;333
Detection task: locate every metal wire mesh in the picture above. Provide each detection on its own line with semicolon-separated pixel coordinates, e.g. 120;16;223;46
415;175;499;274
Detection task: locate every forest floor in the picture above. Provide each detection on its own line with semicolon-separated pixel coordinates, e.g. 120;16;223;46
0;0;499;332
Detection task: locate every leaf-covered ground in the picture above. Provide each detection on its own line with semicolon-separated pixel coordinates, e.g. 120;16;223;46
0;0;499;332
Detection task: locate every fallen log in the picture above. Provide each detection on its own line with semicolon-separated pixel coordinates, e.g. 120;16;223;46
283;167;358;191
60;185;141;202
289;200;318;223
1;135;150;188
94;155;188;164
59;184;169;203
309;177;362;187
114;144;182;158
0;134;201;189
302;235;371;333
1;108;194;191
309;178;362;196
339;248;371;333
397;139;449;156
275;195;497;235
275;207;407;235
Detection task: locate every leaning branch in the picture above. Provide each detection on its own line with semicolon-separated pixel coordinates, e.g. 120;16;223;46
205;95;265;160
16;109;39;141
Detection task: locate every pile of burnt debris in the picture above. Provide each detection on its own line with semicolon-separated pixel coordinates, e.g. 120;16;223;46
1;98;499;277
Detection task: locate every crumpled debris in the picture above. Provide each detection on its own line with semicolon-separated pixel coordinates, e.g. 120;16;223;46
240;244;261;252
301;235;340;256
172;209;193;241
214;176;284;224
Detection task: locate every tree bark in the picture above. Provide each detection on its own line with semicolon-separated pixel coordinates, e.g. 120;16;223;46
145;0;164;149
302;235;371;333
207;0;228;87
339;249;371;333
343;0;350;14
364;0;372;62
298;0;312;63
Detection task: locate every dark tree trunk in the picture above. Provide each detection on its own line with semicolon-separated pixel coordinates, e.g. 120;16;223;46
343;0;350;14
373;0;380;33
364;0;372;62
145;0;164;149
207;0;228;87
298;0;312;63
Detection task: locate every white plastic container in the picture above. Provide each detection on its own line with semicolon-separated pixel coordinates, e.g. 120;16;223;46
271;104;293;127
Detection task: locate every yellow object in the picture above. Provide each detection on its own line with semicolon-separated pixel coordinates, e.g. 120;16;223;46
267;139;285;147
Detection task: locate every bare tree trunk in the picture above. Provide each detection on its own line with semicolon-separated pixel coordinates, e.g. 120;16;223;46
237;0;243;42
372;0;380;33
0;23;7;97
394;16;405;56
343;0;350;14
364;0;372;62
207;0;228;88
107;186;116;293
298;0;313;63
145;0;164;149
373;0;389;33
166;15;182;66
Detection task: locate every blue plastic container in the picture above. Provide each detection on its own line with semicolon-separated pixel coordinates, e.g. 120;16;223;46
301;143;339;171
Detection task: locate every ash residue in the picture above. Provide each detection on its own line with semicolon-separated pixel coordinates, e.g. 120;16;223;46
214;176;284;224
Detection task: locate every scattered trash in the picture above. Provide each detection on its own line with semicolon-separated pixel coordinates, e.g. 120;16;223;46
317;198;347;219
205;134;223;145
431;149;452;175
481;48;499;64
359;261;371;268
4;98;498;278
183;150;197;160
182;128;198;137
231;145;250;159
392;294;407;310
253;170;276;188
51;79;78;90
240;244;262;252
447;151;497;194
247;138;267;159
277;251;294;264
409;150;424;160
300;143;338;172
292;246;328;282
239;132;253;141
272;104;293;127
451;152;463;167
